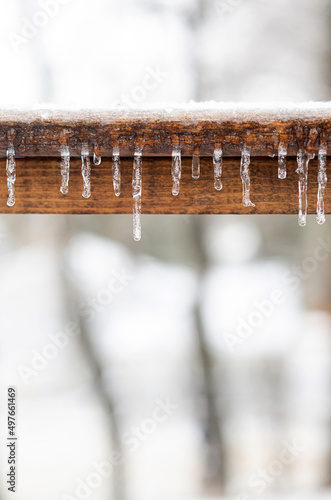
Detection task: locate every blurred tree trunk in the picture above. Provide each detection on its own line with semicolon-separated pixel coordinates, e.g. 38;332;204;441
74;304;126;500
59;218;126;500
18;0;54;101
186;0;208;101
191;217;227;494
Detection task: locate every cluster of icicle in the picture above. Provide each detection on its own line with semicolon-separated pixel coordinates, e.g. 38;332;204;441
277;142;327;227
173;142;327;228
4;140;329;241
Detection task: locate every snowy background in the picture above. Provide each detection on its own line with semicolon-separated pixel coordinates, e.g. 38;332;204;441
1;1;331;500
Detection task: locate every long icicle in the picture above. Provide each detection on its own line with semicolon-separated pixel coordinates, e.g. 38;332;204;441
213;148;223;191
112;146;121;197
81;142;91;199
296;150;309;227
172;145;181;196
278;142;287;179
317;145;327;225
6;144;16;207
60;145;70;195
133;147;143;242
240;145;255;207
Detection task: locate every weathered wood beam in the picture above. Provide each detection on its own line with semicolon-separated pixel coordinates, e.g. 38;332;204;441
0;104;331;158
0;156;328;215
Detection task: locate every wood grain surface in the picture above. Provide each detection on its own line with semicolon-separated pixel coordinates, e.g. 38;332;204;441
0;156;328;215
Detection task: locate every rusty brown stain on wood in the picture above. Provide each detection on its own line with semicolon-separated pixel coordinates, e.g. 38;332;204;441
0;156;328;215
1;106;331;158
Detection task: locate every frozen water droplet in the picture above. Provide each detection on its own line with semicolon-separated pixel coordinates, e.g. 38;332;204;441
60;145;70;195
296;150;309;227
133;147;143;242
93;151;102;165
6;145;16;207
213;148;223;191
240;146;255;207
81;142;91;199
317;145;327;225
192;153;200;180
112;146;121;197
278;143;287;179
172;145;181;196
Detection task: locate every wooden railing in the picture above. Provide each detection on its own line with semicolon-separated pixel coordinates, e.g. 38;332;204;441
0;104;330;218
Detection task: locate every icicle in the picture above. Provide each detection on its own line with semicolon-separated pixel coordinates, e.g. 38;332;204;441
192;153;200;180
240;146;255;207
132;147;143;242
296;150;310;227
93;151;102;165
112;146;121;197
317;145;327;225
81;142;91;199
172;146;181;196
6;145;16;207
60;145;70;195
278;142;287;179
213;148;223;191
